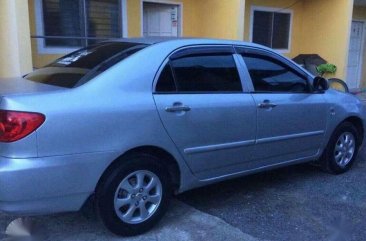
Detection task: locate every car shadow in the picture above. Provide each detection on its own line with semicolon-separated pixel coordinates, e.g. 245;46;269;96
178;146;366;205
177;147;366;241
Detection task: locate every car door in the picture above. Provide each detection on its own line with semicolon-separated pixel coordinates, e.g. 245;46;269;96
236;47;328;166
153;46;257;179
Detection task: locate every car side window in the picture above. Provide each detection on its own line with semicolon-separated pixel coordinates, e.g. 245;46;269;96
170;54;243;93
242;54;309;93
156;63;177;93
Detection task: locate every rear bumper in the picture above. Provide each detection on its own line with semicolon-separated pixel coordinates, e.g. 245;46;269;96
0;151;118;215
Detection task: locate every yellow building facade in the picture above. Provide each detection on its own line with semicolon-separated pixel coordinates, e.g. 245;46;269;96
1;0;365;88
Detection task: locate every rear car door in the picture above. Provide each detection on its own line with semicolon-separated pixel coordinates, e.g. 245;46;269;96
236;47;328;166
153;46;257;179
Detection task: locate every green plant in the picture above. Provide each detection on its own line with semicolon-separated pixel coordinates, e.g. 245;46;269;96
316;63;337;77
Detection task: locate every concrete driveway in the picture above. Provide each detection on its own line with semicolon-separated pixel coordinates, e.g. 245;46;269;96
1;148;365;241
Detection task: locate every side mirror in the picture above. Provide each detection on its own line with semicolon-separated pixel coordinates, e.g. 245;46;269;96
313;77;329;91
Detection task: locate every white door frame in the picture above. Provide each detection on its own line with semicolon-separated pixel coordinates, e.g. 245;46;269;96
140;0;183;37
348;19;366;88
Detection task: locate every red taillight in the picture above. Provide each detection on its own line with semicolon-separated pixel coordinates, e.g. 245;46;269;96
0;110;45;142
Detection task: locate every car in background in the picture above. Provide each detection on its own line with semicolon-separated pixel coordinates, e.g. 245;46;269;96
0;38;364;236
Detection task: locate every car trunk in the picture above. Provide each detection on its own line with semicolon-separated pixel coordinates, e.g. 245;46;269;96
0;77;65;97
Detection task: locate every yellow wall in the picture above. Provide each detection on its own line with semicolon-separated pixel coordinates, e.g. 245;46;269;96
353;6;366;87
300;0;354;80
0;0;33;77
126;0;141;37
192;0;244;40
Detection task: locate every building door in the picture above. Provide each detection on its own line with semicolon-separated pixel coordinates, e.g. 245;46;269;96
347;21;365;89
143;2;179;37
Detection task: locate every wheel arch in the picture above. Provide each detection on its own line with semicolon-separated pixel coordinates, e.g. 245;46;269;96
96;145;181;194
342;116;364;146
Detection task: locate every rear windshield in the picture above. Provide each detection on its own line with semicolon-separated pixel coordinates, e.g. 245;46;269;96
25;42;148;88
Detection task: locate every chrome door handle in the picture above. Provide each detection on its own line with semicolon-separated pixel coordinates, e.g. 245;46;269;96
165;105;191;112
258;100;277;109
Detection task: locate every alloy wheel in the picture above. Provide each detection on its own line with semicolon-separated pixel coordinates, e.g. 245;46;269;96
114;170;162;224
334;132;356;167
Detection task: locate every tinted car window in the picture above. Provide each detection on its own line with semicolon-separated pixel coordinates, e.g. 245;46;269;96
156;64;176;92
25;42;147;88
170;55;242;92
243;54;308;93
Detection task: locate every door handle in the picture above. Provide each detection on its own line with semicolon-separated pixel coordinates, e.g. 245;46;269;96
165;105;191;113
258;100;277;109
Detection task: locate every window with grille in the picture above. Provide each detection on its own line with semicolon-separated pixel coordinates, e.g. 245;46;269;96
41;0;123;48
251;8;292;50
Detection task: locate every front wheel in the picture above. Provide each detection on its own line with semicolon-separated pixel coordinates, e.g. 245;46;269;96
95;153;171;236
320;122;360;174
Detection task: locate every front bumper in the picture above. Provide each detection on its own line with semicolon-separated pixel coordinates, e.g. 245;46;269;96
0;151;118;215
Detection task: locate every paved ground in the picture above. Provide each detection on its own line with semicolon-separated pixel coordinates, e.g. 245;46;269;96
0;200;258;241
0;200;259;241
180;147;366;241
1;148;366;241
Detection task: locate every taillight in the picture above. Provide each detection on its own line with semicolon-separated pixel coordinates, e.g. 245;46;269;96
0;110;45;142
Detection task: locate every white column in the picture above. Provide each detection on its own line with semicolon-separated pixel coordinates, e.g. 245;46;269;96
0;0;33;78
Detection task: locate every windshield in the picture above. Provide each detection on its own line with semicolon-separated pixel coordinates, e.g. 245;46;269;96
25;42;148;88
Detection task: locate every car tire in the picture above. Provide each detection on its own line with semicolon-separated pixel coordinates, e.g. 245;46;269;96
95;153;171;236
320;122;360;174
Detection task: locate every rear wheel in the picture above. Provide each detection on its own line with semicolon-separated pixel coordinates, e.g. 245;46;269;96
320;122;360;174
96;153;171;236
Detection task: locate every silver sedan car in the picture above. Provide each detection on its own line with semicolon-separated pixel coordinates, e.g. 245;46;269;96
0;38;364;236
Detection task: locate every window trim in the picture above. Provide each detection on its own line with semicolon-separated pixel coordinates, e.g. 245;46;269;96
34;0;128;55
249;6;293;54
169;46;235;60
236;47;313;94
153;45;246;94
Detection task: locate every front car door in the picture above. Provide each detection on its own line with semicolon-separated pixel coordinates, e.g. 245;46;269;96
236;47;328;166
153;46;257;179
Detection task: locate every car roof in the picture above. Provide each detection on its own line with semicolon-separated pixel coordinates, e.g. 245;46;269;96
105;37;267;49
